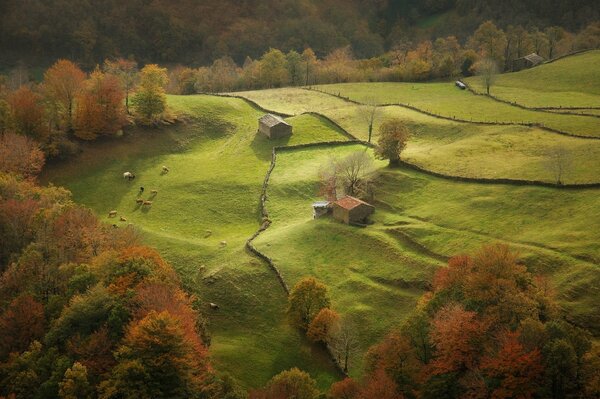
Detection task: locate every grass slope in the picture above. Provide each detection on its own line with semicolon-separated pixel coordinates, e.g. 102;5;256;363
234;88;600;184
466;50;600;108
314;82;600;138
253;145;441;376
41;94;349;389
253;142;599;376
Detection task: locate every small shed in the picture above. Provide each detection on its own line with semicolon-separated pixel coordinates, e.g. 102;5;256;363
332;196;374;225
512;53;544;71
258;114;292;139
312;201;331;219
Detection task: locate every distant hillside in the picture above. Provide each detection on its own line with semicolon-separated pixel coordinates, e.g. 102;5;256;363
0;0;598;67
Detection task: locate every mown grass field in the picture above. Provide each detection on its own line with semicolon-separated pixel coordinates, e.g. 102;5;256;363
312;82;600;138
41;95;349;389
234;88;600;184
465;50;600;108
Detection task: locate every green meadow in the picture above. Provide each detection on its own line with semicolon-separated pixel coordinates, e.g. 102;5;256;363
465;50;600;108
41;52;600;388
235;88;600;184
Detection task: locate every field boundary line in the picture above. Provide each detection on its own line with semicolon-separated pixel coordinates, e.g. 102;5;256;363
304;87;600;140
202;92;600;188
460;81;600;120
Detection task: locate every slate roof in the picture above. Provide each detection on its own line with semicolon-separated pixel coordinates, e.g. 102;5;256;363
523;53;544;65
333;196;372;210
259;114;290;128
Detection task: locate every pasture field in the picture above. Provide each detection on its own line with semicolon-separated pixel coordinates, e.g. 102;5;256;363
254;144;600;361
235;88;600;184
42;72;600;389
313;82;600;138
42;94;348;389
465;50;600;108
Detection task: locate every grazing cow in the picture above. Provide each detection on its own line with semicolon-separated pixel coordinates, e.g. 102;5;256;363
142;200;152;206
209;302;220;310
119;216;127;222
108;210;117;217
162;165;169;173
112;224;119;228
123;172;135;180
139;187;144;193
220;240;227;246
135;198;144;204
150;189;158;195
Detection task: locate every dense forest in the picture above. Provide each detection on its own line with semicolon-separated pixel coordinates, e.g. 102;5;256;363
1;0;599;68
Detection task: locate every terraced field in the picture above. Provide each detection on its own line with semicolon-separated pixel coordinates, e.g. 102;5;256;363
234;88;600;184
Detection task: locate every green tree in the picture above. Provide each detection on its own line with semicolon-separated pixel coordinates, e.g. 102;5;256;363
250;368;319;399
59;362;92;399
259;49;290;88
469;21;507;67
131;64;168;122
375;118;411;165
286;50;305;86
288;277;330;329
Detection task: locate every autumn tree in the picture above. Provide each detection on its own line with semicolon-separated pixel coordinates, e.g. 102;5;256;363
302;48;318;86
131;64;168;123
328;378;360;399
43;60;86;132
480;331;543;398
249;368;320;399
288;277;330;330
103;58;138;114
99;310;206;399
475;58;499;95
545;26;566;59
0;131;45;178
307;308;340;344
359;368;403;399
8;86;46;140
375;118;411;166
0;295;45;359
75;69;126;140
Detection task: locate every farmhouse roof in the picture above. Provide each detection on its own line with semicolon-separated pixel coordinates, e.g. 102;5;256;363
259;114;289;128
334;196;372;210
312;201;330;208
523;53;544;65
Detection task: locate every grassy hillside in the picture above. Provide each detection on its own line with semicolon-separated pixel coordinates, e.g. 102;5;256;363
41;84;600;389
312;82;600;138
41;95;348;389
234;88;600;184
252;142;599;373
466;50;600;108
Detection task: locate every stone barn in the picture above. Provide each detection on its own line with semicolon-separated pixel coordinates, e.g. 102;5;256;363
258;114;292;139
332;196;374;225
512;53;544;71
312;201;331;219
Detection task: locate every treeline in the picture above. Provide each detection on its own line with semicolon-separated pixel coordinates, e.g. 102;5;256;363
0;59;171;161
0;151;245;398
167;20;600;94
249;245;599;399
1;0;599;67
